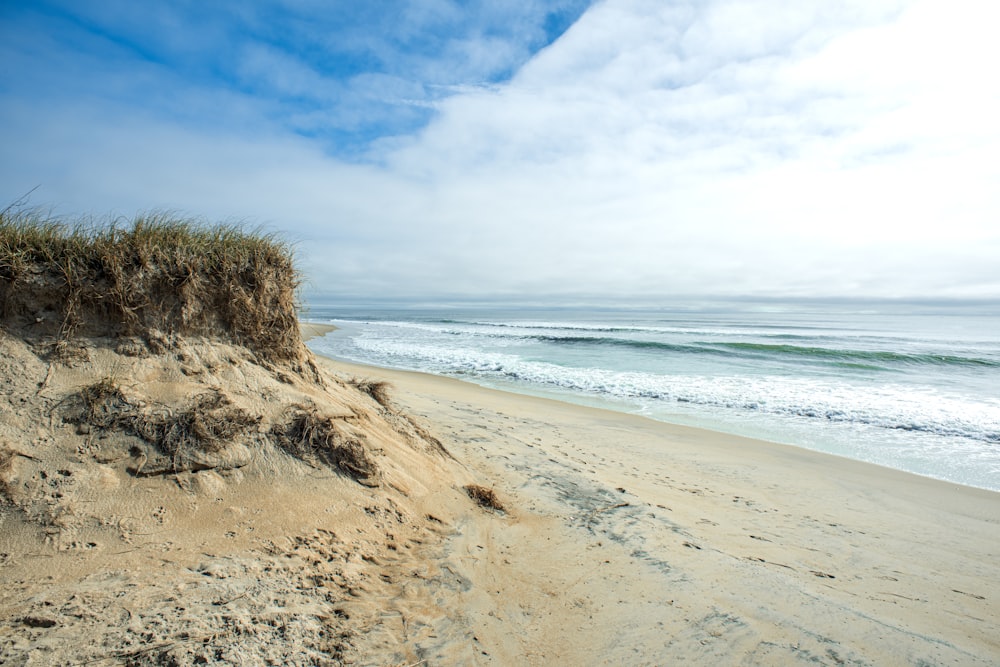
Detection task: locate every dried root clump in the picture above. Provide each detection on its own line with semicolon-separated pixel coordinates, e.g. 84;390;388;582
272;407;380;486
464;484;505;513
348;378;392;408
75;379;259;467
80;376;131;428
134;391;260;457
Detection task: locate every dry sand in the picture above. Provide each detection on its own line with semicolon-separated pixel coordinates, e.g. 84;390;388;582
1;320;998;665
0;323;473;666
311;353;1000;666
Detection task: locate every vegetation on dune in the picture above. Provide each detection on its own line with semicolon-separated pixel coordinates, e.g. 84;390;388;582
348;378;393;408
271;406;381;486
464;484;505;512
76;377;260;473
0;210;302;360
0;209;410;484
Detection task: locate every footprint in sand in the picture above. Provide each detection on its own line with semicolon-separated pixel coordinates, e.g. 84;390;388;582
952;589;986;600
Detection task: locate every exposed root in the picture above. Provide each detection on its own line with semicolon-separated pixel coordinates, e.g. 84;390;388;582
272;407;381;486
464;484;505;513
74;379;260;472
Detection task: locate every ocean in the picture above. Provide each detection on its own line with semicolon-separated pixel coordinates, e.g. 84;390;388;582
304;301;1000;492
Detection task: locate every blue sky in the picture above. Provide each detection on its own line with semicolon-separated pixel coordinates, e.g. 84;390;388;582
2;0;999;302
2;1;589;155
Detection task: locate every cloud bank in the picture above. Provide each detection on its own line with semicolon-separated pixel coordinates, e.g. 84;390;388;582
2;0;998;302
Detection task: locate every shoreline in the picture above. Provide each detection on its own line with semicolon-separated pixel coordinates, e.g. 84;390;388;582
311;350;1000;664
314;352;1000;505
302;322;998;497
299;321;338;341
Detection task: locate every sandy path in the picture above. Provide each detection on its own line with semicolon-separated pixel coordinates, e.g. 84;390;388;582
316;356;1000;666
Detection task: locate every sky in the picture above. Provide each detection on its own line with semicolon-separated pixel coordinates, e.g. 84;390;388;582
2;0;999;304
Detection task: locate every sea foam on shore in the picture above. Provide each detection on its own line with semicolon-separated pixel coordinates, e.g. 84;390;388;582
305;304;1000;491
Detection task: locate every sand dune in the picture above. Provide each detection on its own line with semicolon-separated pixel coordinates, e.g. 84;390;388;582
0;218;477;665
0;320;478;666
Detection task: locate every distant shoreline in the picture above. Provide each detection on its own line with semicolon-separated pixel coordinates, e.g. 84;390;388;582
299;321;337;341
298;309;1000;492
311;351;1000;499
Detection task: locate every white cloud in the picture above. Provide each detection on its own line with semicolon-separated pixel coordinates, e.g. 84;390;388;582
2;0;998;302
349;0;999;299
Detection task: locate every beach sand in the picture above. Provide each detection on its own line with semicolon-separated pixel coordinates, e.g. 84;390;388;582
1;320;997;665
1;322;470;666
311;353;1000;666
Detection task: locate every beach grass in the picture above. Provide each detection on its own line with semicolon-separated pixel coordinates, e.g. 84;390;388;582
348;378;394;408
0;210;301;360
464;483;506;512
270;405;381;484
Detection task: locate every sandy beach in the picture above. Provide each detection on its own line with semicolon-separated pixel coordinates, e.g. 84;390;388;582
1;317;997;665
309;343;1000;665
7;2;1000;661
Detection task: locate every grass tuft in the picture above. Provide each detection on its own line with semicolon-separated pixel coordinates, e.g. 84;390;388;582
80;376;130;429
271;406;381;486
348;379;393;408
75;379;260;471
464;484;505;512
0;209;302;361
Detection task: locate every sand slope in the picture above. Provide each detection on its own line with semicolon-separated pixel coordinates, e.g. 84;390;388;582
0;326;479;666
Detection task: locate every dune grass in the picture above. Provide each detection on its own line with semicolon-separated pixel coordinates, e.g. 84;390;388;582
271;406;381;485
0;210;302;360
348;378;393;408
464;484;506;512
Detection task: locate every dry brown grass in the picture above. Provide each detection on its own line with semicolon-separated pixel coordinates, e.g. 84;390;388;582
348;378;393;408
464;484;505;512
79;376;131;428
271;406;380;485
75;378;260;470
135;391;261;458
0;210;302;361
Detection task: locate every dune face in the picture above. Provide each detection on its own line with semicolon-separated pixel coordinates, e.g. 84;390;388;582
0;216;467;666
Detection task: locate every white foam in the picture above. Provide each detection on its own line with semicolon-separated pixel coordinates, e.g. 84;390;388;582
338;334;1000;444
310;315;1000;490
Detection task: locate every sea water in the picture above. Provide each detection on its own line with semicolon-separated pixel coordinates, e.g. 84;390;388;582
304;301;1000;491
